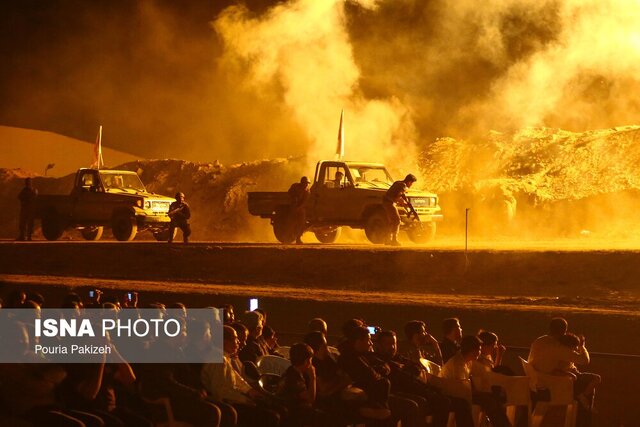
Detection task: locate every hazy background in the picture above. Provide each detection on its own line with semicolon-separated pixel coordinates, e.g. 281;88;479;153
2;0;640;168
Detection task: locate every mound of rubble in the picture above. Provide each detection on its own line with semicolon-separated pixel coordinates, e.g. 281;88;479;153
420;126;640;238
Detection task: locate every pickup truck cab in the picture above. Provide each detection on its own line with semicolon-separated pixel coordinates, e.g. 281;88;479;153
248;160;443;244
37;168;176;241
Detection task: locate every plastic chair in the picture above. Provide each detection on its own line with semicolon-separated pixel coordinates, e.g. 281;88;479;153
519;357;576;427
473;369;533;427
258;373;282;396
276;345;290;359
420;357;442;376
256;354;291;376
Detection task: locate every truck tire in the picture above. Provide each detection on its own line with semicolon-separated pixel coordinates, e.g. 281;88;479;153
314;227;341;244
41;211;64;241
153;228;177;241
111;213;137;241
364;211;390;244
81;226;103;241
273;207;295;244
406;222;436;243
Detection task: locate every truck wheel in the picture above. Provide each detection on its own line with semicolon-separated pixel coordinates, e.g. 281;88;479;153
273;208;295;244
111;214;138;241
81;226;103;241
153;228;177;241
364;211;390;244
406;222;436;243
41;211;64;241
314;227;341;244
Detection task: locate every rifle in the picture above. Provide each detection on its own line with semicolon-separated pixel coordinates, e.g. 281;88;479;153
402;195;422;226
168;204;185;218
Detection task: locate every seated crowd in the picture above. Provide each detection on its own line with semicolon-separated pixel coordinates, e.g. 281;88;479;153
0;289;599;427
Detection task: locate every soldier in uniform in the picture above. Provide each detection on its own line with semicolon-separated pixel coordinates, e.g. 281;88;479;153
168;192;191;243
17;177;38;241
383;174;417;246
288;176;311;244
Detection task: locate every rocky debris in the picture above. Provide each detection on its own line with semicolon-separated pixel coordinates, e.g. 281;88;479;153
419;126;640;238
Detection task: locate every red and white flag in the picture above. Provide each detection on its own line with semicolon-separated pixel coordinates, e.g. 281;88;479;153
91;125;104;169
336;109;344;159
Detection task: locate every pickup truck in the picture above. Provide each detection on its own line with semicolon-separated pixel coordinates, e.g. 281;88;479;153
36;168;176;241
248;160;443;244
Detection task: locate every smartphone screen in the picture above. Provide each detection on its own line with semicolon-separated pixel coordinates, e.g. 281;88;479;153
249;298;259;311
127;292;133;301
367;326;376;335
89;290;95;298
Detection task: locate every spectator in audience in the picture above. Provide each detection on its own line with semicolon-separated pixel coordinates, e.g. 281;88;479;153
26;291;45;307
399;320;443;366
230;322;250;377
304;331;389;422
6;289;26;308
440;318;463;364
262;325;285;357
528;317;586;374
278;342;330;426
0;320;97;427
555;333;601;408
239;311;269;364
220;304;235;324
528;315;598;426
375;330;452;427
202;326;280;427
308;318;328;336
339;325;427;427
137;316;222;427
473;330;515;377
441;336;510;427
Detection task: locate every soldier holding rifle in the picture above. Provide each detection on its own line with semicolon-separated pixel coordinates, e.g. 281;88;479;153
167;192;191;243
383;174;417;246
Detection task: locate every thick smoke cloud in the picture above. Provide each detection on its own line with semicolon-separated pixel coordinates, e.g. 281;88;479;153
214;0;418;174
212;0;640;173
3;0;640;171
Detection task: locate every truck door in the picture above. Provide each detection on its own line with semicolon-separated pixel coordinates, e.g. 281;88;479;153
72;170;105;222
312;163;353;223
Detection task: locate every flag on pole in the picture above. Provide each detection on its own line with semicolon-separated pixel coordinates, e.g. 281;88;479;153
336;109;344;159
44;163;55;176
91;125;104;169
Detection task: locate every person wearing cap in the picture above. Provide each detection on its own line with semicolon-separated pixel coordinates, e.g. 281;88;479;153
168;192;191;243
288;176;311;244
383;174;417;246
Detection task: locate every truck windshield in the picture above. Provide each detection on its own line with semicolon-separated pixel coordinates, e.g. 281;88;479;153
349;165;393;186
100;172;147;192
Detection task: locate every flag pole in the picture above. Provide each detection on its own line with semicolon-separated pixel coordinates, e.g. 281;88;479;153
336;109;344;160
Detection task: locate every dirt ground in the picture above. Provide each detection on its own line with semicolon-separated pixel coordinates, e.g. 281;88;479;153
0;242;638;426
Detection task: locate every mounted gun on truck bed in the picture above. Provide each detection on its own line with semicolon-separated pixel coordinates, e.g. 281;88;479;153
36;168;176;241
248;160;443;244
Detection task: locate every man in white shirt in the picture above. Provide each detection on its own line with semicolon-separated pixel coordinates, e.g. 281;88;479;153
441;336;509;427
528;317;589;374
202;326;280;427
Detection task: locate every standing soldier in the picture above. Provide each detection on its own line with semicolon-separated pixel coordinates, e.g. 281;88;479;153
167;192;191;243
17;177;38;241
288;176;311;245
383;174;417;246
